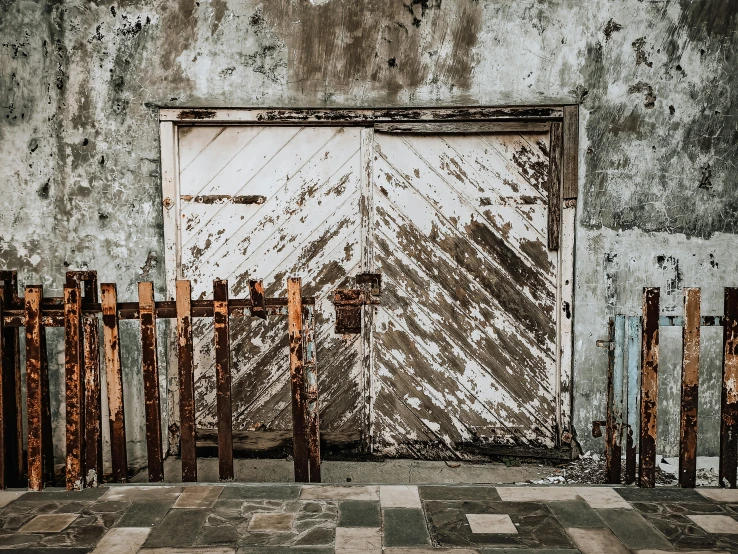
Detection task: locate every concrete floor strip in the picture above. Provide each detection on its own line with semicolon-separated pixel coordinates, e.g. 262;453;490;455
575;487;633;509
380;485;422;508
566;527;631;554
90;527;151;554
172;485;223;508
335;526;382;551
696;488;738;502
688;515;738;534
302;485;380;501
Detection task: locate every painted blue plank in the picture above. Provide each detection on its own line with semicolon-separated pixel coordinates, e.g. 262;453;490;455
614;315;626;447
627;316;641;441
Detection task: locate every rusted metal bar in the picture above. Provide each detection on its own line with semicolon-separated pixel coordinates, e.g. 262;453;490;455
180;194;266;205
288;277;309;482
176;280;197;482
83;315;102;486
547;121;562;250
303;304;321;482
679;288;701;489
139;282;163;482
1;296;317;327
604;318;620;483
101;284;127;482
720;287;738;488
639;287;660;488
625;315;641;485
65;285;85;490
1;273;24;488
66;271;99;304
26;286;44;491
40;326;55;486
249;280;267;320
213;279;234;481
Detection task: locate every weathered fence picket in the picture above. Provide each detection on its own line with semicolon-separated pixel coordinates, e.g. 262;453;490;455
0;270;321;490
600;286;738;488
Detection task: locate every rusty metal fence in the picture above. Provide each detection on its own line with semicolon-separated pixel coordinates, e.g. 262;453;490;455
0;270;321;491
596;287;738;488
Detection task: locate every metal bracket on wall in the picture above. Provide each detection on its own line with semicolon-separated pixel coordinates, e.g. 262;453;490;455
333;273;381;334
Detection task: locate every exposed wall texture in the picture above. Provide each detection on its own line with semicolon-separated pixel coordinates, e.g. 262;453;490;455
1;0;737;464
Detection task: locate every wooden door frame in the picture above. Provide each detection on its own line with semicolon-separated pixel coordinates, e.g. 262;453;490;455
159;105;579;456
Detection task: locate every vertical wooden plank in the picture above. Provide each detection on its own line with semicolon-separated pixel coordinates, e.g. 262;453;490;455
288;277;309;483
679;288;700;489
562;104;579;199
25;286;43;491
177;280;197;482
547;121;562;251
303;304;321;482
720;287;738;488
40;326;55;486
2;276;23;487
625;315;641;485
83;315;102;486
249;280;266;320
557;200;575;448
101;284;127;482
65;285;85;490
139;282;163;482
0;297;5;489
639;287;660;488
213;279;233;481
360;127;375;454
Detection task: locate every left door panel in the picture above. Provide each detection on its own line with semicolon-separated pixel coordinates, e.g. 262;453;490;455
177;125;363;446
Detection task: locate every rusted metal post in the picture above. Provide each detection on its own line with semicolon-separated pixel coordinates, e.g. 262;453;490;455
213;279;234;481
26;286;44;491
40;326;55;486
139;282;164;482
177;280;197;482
249;280;267;320
625;315;641;485
679;288;701;488
605;316;624;483
639;287;660;488
65;285;85;490
303;303;321;482
101;284;127;482
83;316;103;486
720;287;738;488
288;277;309;482
0;296;5;489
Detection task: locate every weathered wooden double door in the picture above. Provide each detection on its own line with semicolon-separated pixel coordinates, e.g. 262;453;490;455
176;121;558;458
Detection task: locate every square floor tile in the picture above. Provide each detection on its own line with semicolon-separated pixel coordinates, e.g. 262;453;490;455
91;526;151;554
466;514;517;534
384;508;430;547
338;501;381;527
575;487;633;509
688;514;738;534
697;489;738;503
335;526;381;550
301;486;379;501
19;513;78;532
247;512;295;532
100;486;183;503
380;486;421;509
418;486;500;502
497;487;579;502
173;486;223;508
566;527;630;554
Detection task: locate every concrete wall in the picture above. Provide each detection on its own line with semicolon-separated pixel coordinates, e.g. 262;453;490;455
1;0;736;464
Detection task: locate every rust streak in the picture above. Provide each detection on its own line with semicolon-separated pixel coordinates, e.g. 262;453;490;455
25;286;43;491
180;194;266;204
679;288;700;488
64;285;85;490
639;287;660;488
288;278;309;482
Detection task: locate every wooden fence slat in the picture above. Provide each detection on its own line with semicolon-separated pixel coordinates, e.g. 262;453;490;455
83;315;102;486
0;297;5;489
547;122;562;250
213;279;234;481
177;280;197;482
303;304;321;482
40;326;55;486
562;104;579;199
101;284;128;482
288;277;309;482
679;288;701;488
249;280;266;320
639;287;660;488
139;282;163;482
720;287;738;488
625;315;641;485
65;285;85;490
25;286;43;491
606;317;625;483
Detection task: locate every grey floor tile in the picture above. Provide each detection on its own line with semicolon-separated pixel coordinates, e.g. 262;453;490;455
17;488;108;502
338;500;381;527
418;486;501;502
143;509;208;548
597;507;673;550
236;548;333;553
383;508;430;547
0;549;91;554
614;487;706;503
114;501;173;528
219;486;300;500
479;550;581;554
546;500;605;528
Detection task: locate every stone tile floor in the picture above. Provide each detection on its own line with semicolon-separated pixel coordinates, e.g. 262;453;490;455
1;484;738;552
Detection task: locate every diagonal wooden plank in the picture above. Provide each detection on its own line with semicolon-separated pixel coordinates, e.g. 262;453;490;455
178;126;225;172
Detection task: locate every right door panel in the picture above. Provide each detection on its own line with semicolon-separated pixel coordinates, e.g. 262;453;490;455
371;130;558;457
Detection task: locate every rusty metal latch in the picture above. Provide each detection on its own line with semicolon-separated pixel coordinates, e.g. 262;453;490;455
333;273;381;334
